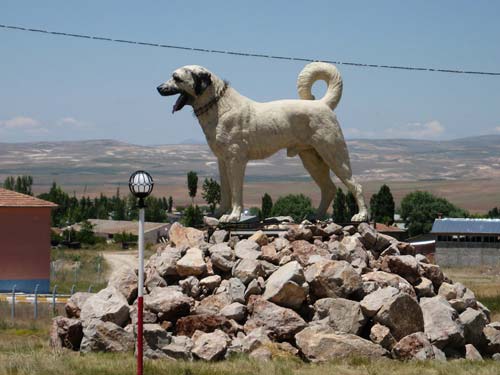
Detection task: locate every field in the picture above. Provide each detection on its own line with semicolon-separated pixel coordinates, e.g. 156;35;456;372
1;266;500;374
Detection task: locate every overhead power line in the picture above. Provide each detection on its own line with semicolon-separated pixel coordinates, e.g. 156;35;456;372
1;23;499;76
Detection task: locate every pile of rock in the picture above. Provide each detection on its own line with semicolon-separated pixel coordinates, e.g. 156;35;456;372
50;221;500;362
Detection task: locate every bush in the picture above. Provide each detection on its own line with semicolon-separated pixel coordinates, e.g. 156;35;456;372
181;205;203;227
271;194;315;223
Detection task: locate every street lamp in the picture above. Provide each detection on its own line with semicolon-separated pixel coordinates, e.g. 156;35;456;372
128;170;154;375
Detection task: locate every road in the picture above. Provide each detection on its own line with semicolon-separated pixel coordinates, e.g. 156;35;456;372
102;250;137;278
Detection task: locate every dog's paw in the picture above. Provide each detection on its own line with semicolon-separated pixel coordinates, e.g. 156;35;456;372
219;213;241;223
351;212;368;222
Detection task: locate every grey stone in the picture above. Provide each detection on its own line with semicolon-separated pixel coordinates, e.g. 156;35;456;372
305;259;362;299
209;243;235;272
144;286;194;321
420;296;464;349
391;332;438;360
374;293;424;341
143;323;171;359
327;298;366;335
357;222;377;249
370;323;396;351
107;266;138;304
244;297;307;341
80;287;129;327
381;255;420;284
360;286;399;318
234;239;261;260
65;292;91;319
80;320;134;353
176;248;207;277
195;292;231;315
362;271;416;298
169;222;205;248
465;344;483;361
438;282;457;300
460;307;488;347
161;335;193;360
295;325;388;362
262;261;307;309
49;316;83;350
232;259;264;285
220;302;247;323
210;229;229;244
192;329;230;361
154;246;183;277
415;277;435;298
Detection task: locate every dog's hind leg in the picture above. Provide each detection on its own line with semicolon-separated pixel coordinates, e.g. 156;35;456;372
299;149;336;219
219;158;247;223
312;139;368;222
216;159;232;215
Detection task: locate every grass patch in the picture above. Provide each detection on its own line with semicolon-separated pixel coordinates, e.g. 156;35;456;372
50;248;108;294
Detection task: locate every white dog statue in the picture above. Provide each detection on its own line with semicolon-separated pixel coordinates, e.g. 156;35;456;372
158;62;368;223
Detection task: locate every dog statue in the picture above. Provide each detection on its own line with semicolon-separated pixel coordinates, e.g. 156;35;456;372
157;62;368;223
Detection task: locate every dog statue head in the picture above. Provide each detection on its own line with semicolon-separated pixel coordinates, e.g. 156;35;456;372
157;65;213;113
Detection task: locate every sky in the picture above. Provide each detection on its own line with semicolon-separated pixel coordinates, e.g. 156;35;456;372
0;1;499;145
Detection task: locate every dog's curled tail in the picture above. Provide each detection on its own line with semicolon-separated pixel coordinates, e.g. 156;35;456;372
297;62;343;110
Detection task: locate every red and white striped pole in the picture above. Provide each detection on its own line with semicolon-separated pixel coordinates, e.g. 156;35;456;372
137;206;145;375
129;170;154;375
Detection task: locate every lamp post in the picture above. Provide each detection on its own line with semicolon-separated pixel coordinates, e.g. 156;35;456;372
128;170;154;375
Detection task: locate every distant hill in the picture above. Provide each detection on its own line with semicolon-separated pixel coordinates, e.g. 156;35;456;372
1;135;499;183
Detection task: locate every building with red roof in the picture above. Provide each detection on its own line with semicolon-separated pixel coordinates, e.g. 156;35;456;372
0;188;57;293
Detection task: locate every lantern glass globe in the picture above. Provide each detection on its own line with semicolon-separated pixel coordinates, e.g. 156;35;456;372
128;170;154;199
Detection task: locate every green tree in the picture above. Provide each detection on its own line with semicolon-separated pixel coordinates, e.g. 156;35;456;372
487;207;500;218
400;191;468;237
76;220;97;245
112;188;126;220
3;175;33;195
168;196;173;213
145;196;167;222
2;176;15;190
332;188;348;223
201;178;221;214
271;194;315;223
181;205;203;227
187;171;198;204
346;191;358;220
261;193;273;219
370;184;395;224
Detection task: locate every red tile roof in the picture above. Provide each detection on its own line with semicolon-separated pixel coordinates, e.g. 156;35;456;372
0;188;58;208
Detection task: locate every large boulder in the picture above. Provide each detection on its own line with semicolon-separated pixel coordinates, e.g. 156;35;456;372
80;320;134;353
420;296;464;349
65;292;91;318
291;240;329;266
362;271;416;298
482;324;500;355
194;292;231;315
234;239;261;260
192;329;230;361
153;246;183;277
262;261;307;309
391;332;441;360
169;222;205;248
414;277;435;298
161;335;193;360
49;316;83;350
80;287;129;327
460;307;488;347
142;323;172;359
360;286;399;318
305;260;362;299
327;298;366;335
107;266;138;304
295;325;387;362
232;259;264;285
370;323;396;351
244;297;307;341
209;243;235;272
357;222;377;249
381;255;420;285
220;302;247;323
144;286;194;321
374;293;424;341
176;248;207;277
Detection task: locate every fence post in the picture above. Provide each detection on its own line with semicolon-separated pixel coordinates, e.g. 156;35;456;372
52;285;57;316
88;285;93;293
11;285;16;319
70;284;76;296
34;284;39;320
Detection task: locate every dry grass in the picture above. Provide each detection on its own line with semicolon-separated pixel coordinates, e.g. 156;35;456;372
1;319;500;375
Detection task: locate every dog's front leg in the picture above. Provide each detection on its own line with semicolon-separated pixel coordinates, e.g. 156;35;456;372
219;157;246;223
216;159;231;216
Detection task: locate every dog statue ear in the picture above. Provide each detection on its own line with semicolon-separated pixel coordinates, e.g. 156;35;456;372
192;71;212;96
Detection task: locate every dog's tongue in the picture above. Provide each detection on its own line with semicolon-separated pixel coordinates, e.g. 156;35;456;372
172;93;188;113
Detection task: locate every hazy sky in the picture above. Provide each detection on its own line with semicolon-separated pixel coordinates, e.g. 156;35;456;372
1;1;499;144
